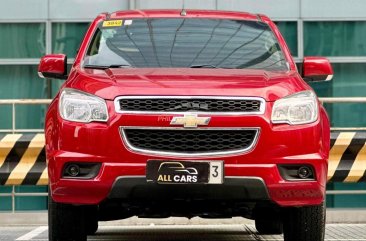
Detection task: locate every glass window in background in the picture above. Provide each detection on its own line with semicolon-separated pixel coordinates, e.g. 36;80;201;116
329;63;366;128
0;65;45;130
15;186;48;211
0;186;12;211
276;21;298;57
0;23;45;58
311;63;366;128
52;22;90;58
327;183;366;208
304;21;366;56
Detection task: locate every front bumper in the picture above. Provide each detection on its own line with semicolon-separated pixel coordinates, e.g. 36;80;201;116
46;99;329;207
49;155;326;207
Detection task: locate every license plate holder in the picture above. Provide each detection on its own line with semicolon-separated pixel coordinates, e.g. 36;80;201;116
146;160;223;184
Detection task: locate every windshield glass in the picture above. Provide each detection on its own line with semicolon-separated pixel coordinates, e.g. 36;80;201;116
84;18;288;71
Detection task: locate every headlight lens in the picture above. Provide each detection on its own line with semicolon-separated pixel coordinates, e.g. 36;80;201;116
59;88;108;123
271;90;318;125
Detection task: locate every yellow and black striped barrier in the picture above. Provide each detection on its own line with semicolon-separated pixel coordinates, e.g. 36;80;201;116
0;132;365;185
0;134;47;186
328;132;366;183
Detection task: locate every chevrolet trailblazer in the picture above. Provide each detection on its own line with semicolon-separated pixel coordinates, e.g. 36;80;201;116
38;10;333;241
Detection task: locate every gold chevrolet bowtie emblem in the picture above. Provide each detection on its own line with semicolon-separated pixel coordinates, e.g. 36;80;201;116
170;114;211;128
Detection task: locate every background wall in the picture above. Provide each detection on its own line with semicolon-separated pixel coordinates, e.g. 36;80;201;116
0;0;365;210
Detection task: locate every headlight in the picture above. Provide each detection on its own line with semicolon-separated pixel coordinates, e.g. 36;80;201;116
59;88;108;123
271;90;318;125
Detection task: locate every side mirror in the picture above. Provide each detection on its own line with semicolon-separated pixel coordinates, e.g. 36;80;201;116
38;54;68;80
302;57;333;82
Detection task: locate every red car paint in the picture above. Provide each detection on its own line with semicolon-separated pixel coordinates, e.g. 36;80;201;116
303;57;334;79
38;54;67;78
44;10;331;208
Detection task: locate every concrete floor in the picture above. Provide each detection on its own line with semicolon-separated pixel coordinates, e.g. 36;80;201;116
1;210;366;241
2;209;366;226
2;224;366;241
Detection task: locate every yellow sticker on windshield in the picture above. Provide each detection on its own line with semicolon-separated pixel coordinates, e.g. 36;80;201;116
102;20;123;27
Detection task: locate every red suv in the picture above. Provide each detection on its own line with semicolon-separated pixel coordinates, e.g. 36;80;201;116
39;10;333;241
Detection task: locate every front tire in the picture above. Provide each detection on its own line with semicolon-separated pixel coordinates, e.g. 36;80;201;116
283;203;326;241
48;191;87;241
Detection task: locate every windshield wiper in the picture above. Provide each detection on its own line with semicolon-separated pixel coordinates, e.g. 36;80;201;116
84;64;132;69
189;64;220;69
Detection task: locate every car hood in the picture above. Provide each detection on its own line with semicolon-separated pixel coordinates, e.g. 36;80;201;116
67;67;309;102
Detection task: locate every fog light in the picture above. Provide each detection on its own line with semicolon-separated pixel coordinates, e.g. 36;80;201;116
67;164;80;177
62;162;102;179
298;166;312;179
278;164;315;181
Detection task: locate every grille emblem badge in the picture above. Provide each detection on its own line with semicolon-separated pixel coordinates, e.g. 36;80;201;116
170;114;211;128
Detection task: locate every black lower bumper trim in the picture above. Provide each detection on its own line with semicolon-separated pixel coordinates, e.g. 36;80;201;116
108;176;270;201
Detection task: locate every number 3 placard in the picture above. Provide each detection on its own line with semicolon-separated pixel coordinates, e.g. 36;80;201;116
209;161;224;184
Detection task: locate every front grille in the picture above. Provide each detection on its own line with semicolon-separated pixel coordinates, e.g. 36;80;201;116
117;98;262;113
122;128;258;156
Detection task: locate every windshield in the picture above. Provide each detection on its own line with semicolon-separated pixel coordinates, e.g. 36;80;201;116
84;18;288;71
